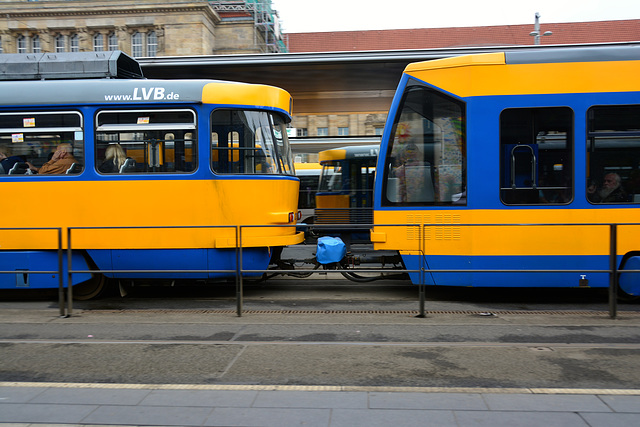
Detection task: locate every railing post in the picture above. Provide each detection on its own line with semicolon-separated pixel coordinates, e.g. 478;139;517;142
66;227;73;316
417;223;426;318
236;225;243;317
57;228;67;317
609;224;618;319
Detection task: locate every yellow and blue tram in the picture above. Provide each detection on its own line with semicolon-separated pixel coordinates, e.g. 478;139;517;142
0;53;302;298
315;145;378;243
372;45;640;296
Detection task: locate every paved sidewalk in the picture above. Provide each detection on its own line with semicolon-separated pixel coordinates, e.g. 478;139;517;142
1;383;640;427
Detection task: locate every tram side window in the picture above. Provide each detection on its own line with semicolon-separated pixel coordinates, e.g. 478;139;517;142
211;109;293;175
0;111;84;175
95;109;197;174
382;80;466;206
500;107;573;205
587;105;640;204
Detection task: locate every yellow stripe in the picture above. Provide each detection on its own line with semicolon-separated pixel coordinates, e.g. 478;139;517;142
373;209;640;256
406;57;640;97
318;148;347;163
202;82;292;116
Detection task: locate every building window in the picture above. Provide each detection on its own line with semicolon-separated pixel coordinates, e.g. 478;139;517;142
93;33;104;51
55;34;66;52
131;32;143;57
338;127;349;136
108;32;118;51
375;127;384;136
70;34;79;52
0;36;3;54
317;127;329;136
17;35;27;53
32;35;41;53
147;31;157;57
296;128;308;137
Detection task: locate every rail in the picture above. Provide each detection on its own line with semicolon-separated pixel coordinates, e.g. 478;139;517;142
2;222;636;319
66;221;640;319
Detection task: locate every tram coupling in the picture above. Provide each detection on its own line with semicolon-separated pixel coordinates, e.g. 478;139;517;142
268;237;407;282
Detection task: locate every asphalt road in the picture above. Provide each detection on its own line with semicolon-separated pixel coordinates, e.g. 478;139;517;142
1;276;640;390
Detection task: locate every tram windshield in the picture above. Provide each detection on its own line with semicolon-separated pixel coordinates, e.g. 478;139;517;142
211;109;294;175
383;80;466;206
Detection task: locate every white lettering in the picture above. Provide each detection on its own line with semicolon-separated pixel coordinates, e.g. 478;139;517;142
142;87;154;100
106;88;180;102
153;87;166;100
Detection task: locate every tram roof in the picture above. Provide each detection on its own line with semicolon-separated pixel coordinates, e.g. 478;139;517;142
0;79;292;115
402;44;640;98
319;144;380;163
405;44;640;72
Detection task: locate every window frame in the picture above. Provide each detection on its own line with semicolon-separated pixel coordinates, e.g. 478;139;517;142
586;104;640;204
131;32;143;57
93;33;104;52
381;79;467;207
210;108;294;176
95;108;197;175
499;106;575;206
55;34;66;53
0;110;84;175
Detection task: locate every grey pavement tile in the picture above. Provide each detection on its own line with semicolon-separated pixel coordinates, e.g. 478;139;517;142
0;387;48;403
29;387;151;406
369;391;487;410
454;410;590;427
81;404;213;426
252;390;368;409
141;389;258;408
0;403;98;424
329;408;457;427
483;393;611;412
598;395;640;413
580;412;640;427
204;407;331;427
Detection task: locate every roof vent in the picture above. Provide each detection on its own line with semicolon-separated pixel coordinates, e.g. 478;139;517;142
0;51;144;80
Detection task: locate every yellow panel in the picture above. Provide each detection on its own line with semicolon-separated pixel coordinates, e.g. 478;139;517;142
318;149;347;163
316;194;350;209
0;178;301;250
202;82;292;116
406;58;640;97
373;209;640;256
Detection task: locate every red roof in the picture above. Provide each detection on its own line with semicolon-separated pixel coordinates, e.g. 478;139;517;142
285;20;640;52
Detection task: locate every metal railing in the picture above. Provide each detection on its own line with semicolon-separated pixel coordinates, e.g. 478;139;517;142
2;221;637;319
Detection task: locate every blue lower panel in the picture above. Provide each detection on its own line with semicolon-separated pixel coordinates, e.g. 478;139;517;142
87;248;271;280
403;254;614;288
0;251;92;290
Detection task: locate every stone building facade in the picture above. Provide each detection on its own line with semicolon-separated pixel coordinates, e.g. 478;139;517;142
0;0;274;57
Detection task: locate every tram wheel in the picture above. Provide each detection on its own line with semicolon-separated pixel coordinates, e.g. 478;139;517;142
617;287;640;303
72;274;107;300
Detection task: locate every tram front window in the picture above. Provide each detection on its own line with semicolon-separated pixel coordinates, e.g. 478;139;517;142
383;80;466;206
211;109;294;175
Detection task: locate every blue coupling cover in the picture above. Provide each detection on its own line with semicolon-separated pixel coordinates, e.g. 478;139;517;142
316;236;347;264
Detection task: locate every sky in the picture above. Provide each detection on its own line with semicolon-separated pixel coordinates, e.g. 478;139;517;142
270;0;640;33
